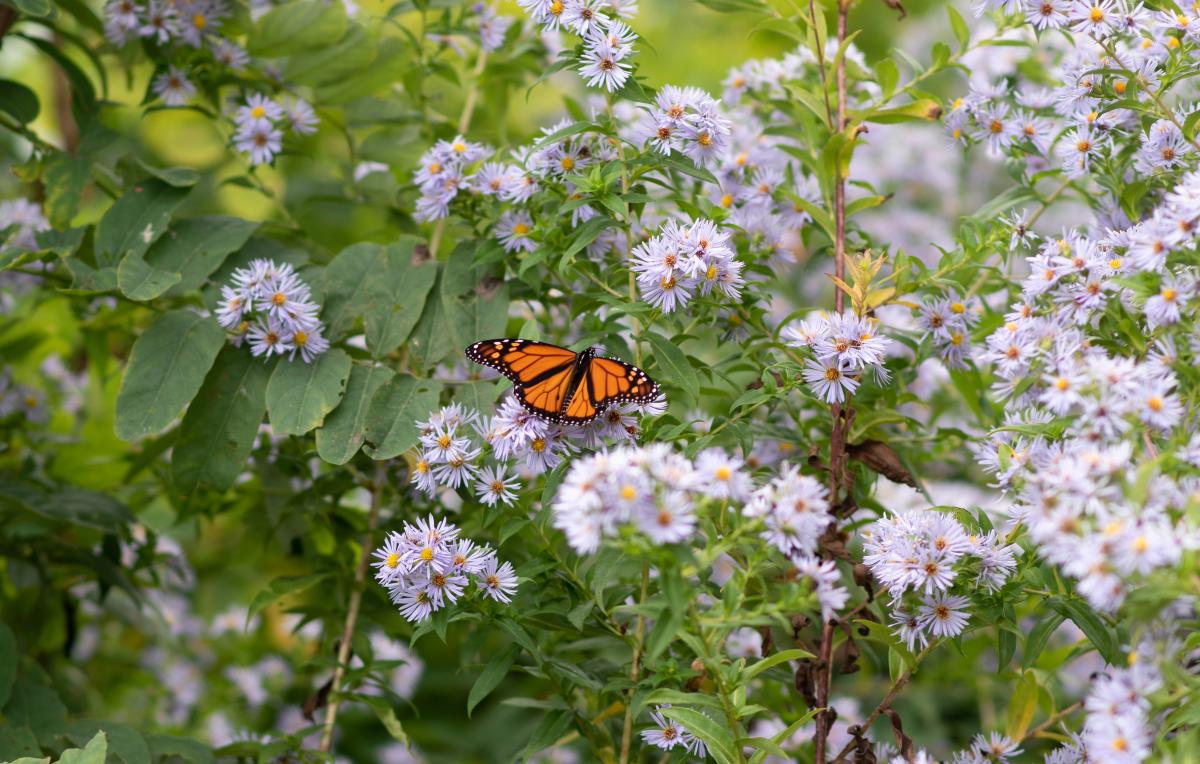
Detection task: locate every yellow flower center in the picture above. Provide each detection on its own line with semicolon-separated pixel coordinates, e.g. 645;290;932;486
560;156;575;171
824;367;840;381
420;547;434;561
550;0;564;13
513;223;529;235
1162;288;1178;301
294;331;308;346
1147;396;1163;412
1089;6;1104;21
251;105;266;119
620;484;637;500
386;552;400;568
272;292;286;306
715;466;732;481
1055;377;1069;391
531;437;546;452
192;13;206;27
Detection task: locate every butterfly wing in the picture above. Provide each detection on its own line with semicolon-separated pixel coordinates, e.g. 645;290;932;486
465;339;580;420
586;356;661;413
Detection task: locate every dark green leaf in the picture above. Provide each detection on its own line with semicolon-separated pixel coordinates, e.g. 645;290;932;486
315;364;395;465
363;376;443;459
265;349;352;436
115;311;226;440
172;346;271;495
95;179;190;268
117;252;182;301
467;644;519;717
0;80;39;124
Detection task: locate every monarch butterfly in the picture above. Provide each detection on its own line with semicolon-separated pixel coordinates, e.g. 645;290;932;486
465;339;661;424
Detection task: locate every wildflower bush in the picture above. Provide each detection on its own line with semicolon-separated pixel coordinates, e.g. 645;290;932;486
3;0;1200;759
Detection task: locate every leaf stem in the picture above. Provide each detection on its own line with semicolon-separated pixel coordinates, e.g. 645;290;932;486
619;561;651;764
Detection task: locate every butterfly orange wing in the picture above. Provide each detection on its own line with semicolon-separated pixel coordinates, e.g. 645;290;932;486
466;339;580;420
465;339;578;384
587;356;660;412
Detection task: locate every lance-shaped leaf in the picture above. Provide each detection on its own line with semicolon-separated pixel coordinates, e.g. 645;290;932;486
115;311;225;441
265;349;352;436
172;347;271;495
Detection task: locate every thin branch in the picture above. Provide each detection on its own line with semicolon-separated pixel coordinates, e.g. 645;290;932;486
319;465;387;754
831;645;933;763
618;562;651;764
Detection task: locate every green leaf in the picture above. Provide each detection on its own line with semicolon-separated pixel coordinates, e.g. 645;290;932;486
0;80;39;124
32;489;134;531
749;16;807;45
322;242;388;339
144;216;260;294
282;21;375;87
1021;611;1066;669
363;376;443;459
370;703;410;744
741;648;814;682
42;152;90;229
117;252;182;301
874;59;898;102
0;623;15;707
135;160;200;187
115;311;226;441
58;732;107;764
4;679;66;735
644;332;699;403
265;349;352;436
467;644;519;717
144;734;214;764
643;608;682;662
61;722;149;764
947;5;969;50
95;179;190;267
248;573;332;622
364;241;438;357
315;364;395;465
659;706;739;764
0;725;41;761
172;346;271;495
11;0;53;14
248;0;347;57
1005;671;1038;740
1047;598;1121;665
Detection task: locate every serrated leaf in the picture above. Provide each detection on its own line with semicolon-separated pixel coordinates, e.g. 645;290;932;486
363;376;443;459
315;364;394;465
265;349;352;436
172;346;271;495
117;252;182;300
467;644;519;717
115;311;226;440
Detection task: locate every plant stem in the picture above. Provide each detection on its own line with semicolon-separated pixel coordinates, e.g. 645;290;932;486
619;562;651;764
830;645;932;763
1024;701;1083;741
816;5;851;759
319;465;386;753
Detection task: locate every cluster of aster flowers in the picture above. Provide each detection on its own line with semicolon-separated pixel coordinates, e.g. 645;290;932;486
412;135;492;222
783;312;894;405
105;0;231;48
632;85;731;168
232;93;318;166
862;508;1020;651
216;259;330;363
639;706;706;757
915;291;981;370
630;217;744;313
411;396;648;502
552;444;751;553
371;514;517;623
518;0;638;92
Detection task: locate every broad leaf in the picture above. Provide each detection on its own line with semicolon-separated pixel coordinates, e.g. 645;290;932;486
117;252;182;301
265;349;352;436
172;347;271;495
363;376;443;459
144;216;260;294
95;179;190;268
315;363;395;465
115;311;225;441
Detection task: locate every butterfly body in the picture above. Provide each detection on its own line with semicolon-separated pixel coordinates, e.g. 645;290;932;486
465;339;660;424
